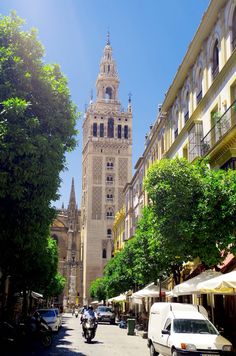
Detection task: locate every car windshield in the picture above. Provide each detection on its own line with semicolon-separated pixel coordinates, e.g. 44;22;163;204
173;319;217;334
97;307;112;313
38;310;55;318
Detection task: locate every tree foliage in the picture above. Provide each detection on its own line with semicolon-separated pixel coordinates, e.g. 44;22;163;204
97;158;236;294
89;278;107;302
130;207;162;285
144;158;236;277
0;12;77;301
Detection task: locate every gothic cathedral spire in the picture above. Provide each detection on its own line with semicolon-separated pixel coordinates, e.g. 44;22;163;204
68;177;76;212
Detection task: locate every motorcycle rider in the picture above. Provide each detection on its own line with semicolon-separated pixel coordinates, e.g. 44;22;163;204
84;305;96;319
81;305;97;337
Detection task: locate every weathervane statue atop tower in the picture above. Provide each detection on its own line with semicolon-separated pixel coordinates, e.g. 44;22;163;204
107;30;110;45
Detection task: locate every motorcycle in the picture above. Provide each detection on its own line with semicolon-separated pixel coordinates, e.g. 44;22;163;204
82;317;97;343
22;312;53;347
0;313;52;350
0;320;18;349
75;310;79;318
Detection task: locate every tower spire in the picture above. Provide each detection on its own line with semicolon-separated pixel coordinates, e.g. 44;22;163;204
96;33;119;104
68;177;76;211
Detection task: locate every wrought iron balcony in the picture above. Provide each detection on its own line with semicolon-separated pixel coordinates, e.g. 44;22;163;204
201;100;236;157
188;122;203;162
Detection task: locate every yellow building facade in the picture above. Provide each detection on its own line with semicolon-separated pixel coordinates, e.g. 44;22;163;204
124;0;236;241
112;207;125;255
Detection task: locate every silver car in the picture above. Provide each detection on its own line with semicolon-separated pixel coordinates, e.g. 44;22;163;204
53;308;62;328
95;306;115;324
37;308;60;332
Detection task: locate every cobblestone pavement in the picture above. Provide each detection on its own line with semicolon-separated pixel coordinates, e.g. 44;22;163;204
2;313;150;356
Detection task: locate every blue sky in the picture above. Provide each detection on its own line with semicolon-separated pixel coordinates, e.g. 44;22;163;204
1;0;210;208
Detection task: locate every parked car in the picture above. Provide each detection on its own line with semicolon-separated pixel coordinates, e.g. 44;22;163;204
37;309;60;332
95;306;115;324
52;308;62;328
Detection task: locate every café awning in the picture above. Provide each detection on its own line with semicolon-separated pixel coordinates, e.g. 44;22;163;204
197;270;236;294
131;282;168;299
108;293;127;302
170;270;221;297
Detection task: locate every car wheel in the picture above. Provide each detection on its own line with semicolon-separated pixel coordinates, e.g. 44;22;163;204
150;343;158;356
41;333;52;348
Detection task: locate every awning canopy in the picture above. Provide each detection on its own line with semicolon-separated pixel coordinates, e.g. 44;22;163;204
90;300;99;305
197;270;236;294
108;293;127;303
131;282;168;299
170;270;221;297
31;291;43;299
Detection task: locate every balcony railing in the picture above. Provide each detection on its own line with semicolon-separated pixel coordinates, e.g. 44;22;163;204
188;122;203;162
106;180;113;185
106;197;113;202
201;100;236;156
106;215;114;220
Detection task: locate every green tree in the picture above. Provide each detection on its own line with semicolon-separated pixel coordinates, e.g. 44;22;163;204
0;13;78;306
104;240;137;297
89;277;107;302
45;273;66;298
144;158;236;283
132;207;163;285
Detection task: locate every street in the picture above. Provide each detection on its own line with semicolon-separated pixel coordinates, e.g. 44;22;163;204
3;313;149;356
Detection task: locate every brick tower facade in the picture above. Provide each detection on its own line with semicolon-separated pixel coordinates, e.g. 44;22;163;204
81;36;132;303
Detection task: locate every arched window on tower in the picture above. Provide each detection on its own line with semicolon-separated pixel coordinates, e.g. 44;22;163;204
107;228;112;238
106;190;113;201
106;207;114;219
118;125;122;138
102;249;107;259
106;161;114;170
106;175;113;184
212;39;219;79
105;87;112;100
232;8;236;50
100;123;104;137
93;123;97;137
108;118;114;138
124;125;128;139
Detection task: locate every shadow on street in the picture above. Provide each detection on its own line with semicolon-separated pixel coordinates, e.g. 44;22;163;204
0;324;87;356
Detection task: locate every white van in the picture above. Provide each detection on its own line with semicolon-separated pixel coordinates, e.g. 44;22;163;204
147;302;232;356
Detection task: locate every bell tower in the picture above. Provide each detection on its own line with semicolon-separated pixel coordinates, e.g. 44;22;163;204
96;32;119;103
81;35;132;303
